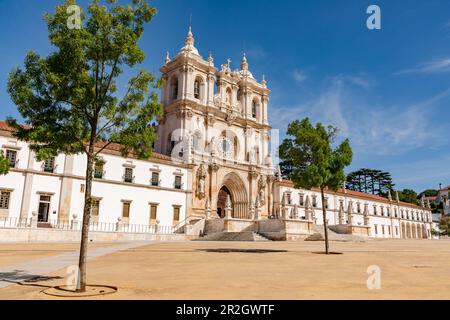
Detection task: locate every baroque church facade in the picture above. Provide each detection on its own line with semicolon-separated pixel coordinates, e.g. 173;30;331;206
155;27;274;221
0;28;433;240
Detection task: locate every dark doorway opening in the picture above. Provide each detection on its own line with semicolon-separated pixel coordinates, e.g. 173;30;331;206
217;186;232;218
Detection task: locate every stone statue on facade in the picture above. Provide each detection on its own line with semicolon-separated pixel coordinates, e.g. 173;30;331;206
257;175;267;205
196;164;207;199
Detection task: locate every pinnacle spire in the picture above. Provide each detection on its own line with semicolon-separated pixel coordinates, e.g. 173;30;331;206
179;25;199;56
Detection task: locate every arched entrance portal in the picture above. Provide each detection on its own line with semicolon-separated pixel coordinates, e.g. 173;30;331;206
216;172;249;219
217;186;232;218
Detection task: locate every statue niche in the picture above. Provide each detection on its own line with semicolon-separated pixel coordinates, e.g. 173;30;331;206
196;164;207;199
257;175;267;206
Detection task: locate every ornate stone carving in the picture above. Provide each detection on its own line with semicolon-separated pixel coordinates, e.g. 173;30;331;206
196;164;207;199
257;175;267;205
226;112;237;125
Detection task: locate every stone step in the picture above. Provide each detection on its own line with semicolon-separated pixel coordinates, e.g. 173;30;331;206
307;224;366;242
195;231;271;242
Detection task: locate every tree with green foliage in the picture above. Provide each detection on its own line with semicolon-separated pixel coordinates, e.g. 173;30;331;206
438;216;450;237
279;118;353;254
345;168;394;196
0;151;9;175
7;0;162;292
396;189;420;205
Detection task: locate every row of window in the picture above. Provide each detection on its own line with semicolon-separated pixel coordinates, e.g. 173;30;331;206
284;192;430;222
3;149;184;190
4;149;58;173
171;78;260;119
91;198;181;225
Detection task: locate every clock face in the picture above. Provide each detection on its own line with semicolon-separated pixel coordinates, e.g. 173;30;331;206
216;136;233;158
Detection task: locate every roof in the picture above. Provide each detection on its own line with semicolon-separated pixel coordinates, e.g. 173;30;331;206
279;179;427;210
0;121;173;163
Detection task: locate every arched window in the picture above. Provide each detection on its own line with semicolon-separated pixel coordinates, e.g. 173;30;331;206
237;89;241;101
194;78;201;99
252;100;257;118
171;76;179;100
233;136;239;159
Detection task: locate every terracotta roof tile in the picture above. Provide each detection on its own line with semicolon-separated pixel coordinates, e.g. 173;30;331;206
0;121;172;162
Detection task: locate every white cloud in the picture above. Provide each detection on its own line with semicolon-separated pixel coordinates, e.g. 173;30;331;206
245;45;268;60
292;69;307;85
396;57;450;75
270;75;449;156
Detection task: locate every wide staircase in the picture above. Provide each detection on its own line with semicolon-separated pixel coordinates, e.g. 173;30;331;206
195;231;271;242
305;225;367;242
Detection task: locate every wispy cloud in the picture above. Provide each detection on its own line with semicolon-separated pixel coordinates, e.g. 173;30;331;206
245;45;268;61
396;57;450;75
270;75;449;156
292;69;307;85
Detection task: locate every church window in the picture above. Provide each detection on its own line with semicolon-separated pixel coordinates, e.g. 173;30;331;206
123;168;134;183
252;100;257;118
286;193;291;205
0;191;11;209
5;150;17;168
237;89;241;101
171;76;178;100
312;195;317;207
94;161;104;179
151;172;160;186
43;157;55;173
194;79;201;99
174;175;182;189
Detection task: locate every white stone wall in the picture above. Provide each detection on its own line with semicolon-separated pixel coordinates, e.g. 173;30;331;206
0;133;188;228
277;184;432;239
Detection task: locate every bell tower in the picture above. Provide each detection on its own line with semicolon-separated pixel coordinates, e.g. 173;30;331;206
155;27;217;157
156;27;276;220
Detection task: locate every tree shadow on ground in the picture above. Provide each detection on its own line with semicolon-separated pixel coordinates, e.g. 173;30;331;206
197;248;288;253
0;270;63;288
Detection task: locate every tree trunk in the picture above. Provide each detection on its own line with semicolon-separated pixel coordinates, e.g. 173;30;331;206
320;187;330;254
77;131;96;292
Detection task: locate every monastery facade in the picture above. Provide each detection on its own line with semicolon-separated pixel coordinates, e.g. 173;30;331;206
0;28;433;240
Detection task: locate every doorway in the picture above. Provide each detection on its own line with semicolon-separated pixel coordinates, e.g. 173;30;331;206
216;186;232;218
38;195;51;222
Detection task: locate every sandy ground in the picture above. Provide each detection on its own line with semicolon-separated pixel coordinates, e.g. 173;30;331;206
0;239;449;299
0;242;123;268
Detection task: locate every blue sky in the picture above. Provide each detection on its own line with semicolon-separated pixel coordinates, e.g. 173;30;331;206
1;0;450;192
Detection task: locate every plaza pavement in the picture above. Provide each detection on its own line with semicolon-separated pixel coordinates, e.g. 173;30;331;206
0;239;449;299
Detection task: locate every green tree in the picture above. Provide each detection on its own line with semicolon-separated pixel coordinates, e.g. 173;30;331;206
438;216;450;236
418;189;438;198
396;189;420;205
279;118;353;254
0;151;9;175
345;168;394;196
7;0;161;292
